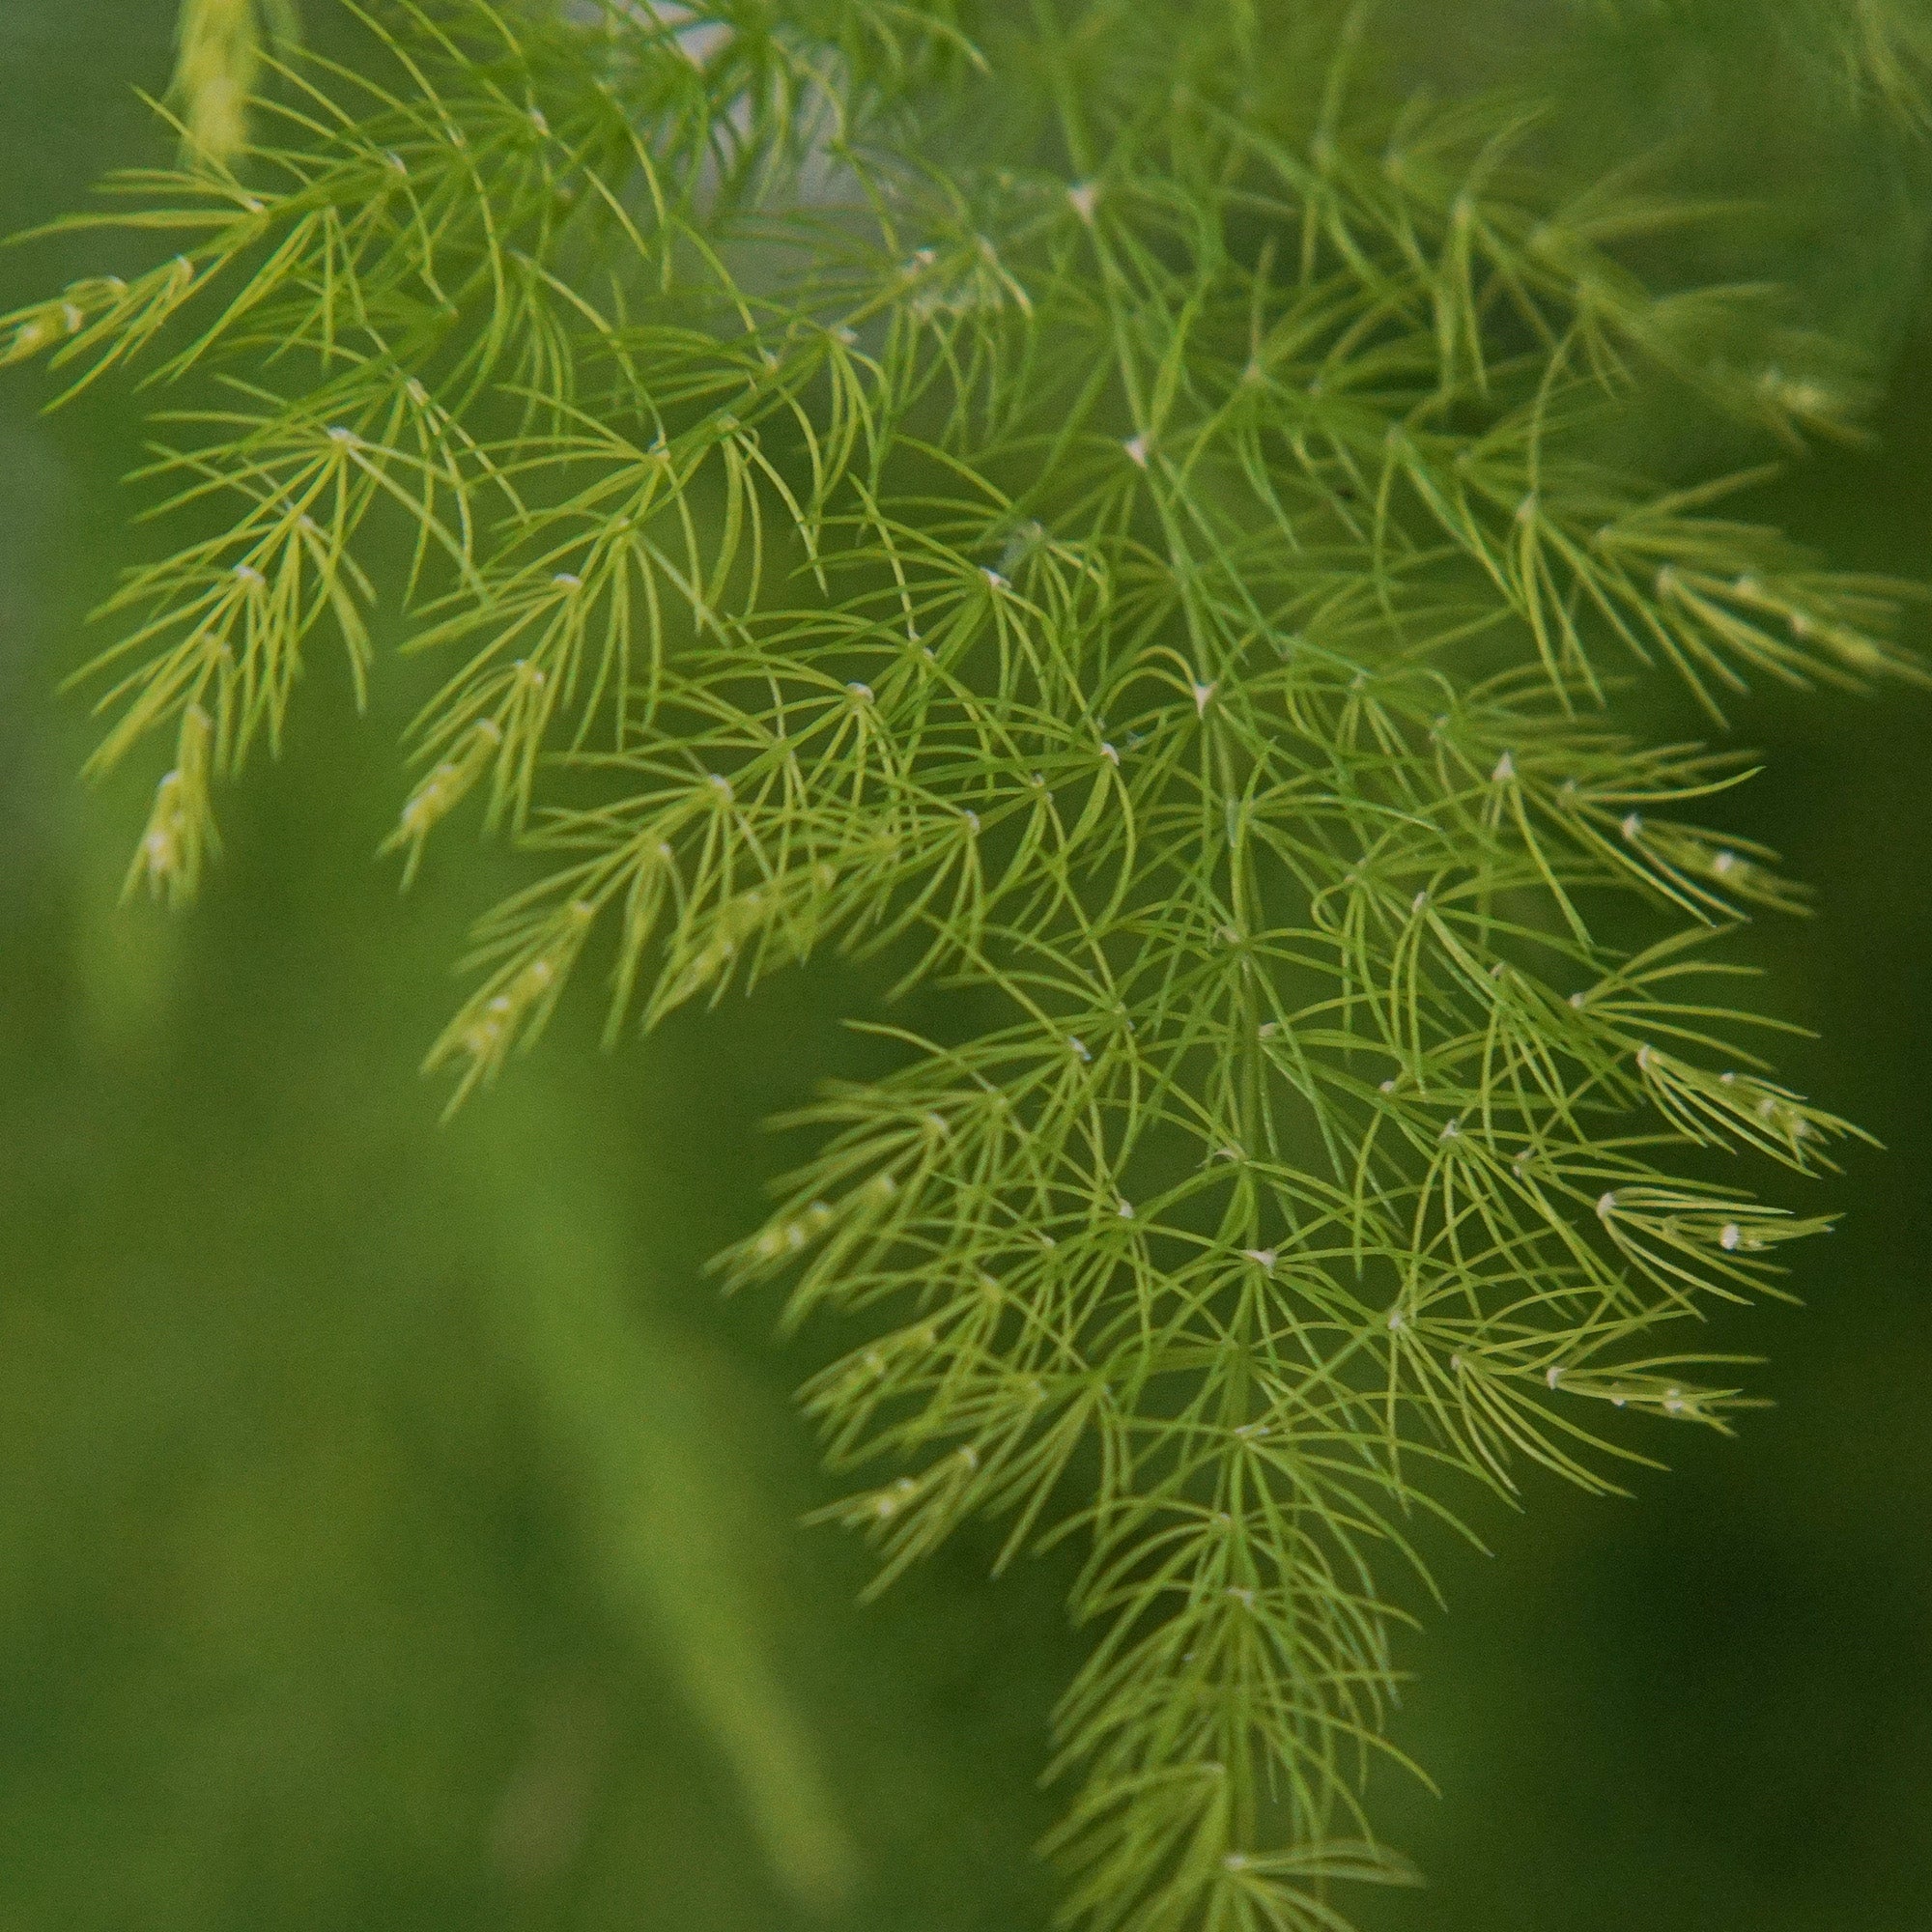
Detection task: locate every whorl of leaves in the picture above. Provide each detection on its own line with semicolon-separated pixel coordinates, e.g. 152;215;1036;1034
7;3;1921;1926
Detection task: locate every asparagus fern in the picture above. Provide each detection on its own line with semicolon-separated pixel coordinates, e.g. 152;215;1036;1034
8;3;1924;1924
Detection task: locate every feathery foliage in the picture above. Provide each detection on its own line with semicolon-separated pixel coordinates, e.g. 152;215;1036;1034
8;3;1923;1924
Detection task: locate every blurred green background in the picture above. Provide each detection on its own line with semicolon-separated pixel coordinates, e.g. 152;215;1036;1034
2;5;1929;1928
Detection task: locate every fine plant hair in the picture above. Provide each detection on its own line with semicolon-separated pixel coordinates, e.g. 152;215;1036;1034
7;3;1926;1926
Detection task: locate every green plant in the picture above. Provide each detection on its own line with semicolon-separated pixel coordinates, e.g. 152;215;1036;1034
172;0;304;166
6;3;1924;1926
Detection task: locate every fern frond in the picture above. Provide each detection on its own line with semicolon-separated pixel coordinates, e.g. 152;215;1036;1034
12;3;1921;1924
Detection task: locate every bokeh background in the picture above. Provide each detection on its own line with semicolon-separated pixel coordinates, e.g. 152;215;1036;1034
2;4;1928;1928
